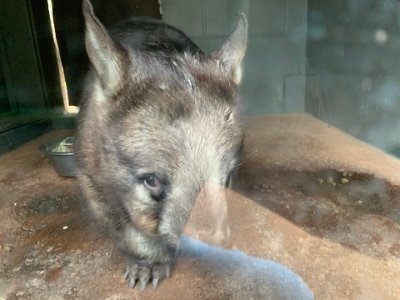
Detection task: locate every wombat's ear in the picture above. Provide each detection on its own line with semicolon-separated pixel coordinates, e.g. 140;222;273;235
82;0;127;92
211;14;248;85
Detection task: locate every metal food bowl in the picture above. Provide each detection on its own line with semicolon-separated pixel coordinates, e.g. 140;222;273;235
39;137;76;177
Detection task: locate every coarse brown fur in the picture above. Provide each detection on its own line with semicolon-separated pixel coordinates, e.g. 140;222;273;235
76;0;247;289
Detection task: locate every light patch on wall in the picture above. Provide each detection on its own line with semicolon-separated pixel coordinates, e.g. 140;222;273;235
361;77;373;91
47;0;79;115
374;29;388;45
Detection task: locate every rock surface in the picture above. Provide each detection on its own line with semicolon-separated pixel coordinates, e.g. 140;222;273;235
1;113;399;299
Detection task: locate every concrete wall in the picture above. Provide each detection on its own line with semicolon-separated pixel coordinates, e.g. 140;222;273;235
160;0;308;115
306;0;400;154
161;0;400;154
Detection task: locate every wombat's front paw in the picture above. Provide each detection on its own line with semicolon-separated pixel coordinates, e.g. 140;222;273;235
124;257;171;290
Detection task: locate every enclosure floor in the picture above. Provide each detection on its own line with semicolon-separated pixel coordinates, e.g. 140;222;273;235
1;113;400;299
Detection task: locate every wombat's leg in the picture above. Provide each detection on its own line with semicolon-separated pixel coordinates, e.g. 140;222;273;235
117;225;177;289
125;256;171;290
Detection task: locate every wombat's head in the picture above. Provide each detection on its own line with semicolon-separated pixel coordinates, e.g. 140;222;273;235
81;0;247;241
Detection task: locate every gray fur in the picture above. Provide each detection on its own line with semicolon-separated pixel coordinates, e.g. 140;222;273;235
76;0;247;289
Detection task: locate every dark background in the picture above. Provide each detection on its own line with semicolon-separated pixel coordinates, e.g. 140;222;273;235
0;0;160;153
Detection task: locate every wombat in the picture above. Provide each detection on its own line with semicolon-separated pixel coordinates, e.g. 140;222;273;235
76;0;247;290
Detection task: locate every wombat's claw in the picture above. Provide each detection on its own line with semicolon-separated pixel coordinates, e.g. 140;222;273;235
128;276;138;289
125;263;139;288
125;259;170;290
151;263;170;288
138;267;150;291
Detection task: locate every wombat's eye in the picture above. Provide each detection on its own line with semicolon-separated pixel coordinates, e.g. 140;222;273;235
141;174;165;201
143;175;160;189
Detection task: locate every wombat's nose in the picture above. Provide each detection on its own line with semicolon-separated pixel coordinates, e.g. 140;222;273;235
185;183;231;245
196;183;228;215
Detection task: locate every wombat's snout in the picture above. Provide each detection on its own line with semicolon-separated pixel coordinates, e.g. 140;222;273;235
184;183;231;245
